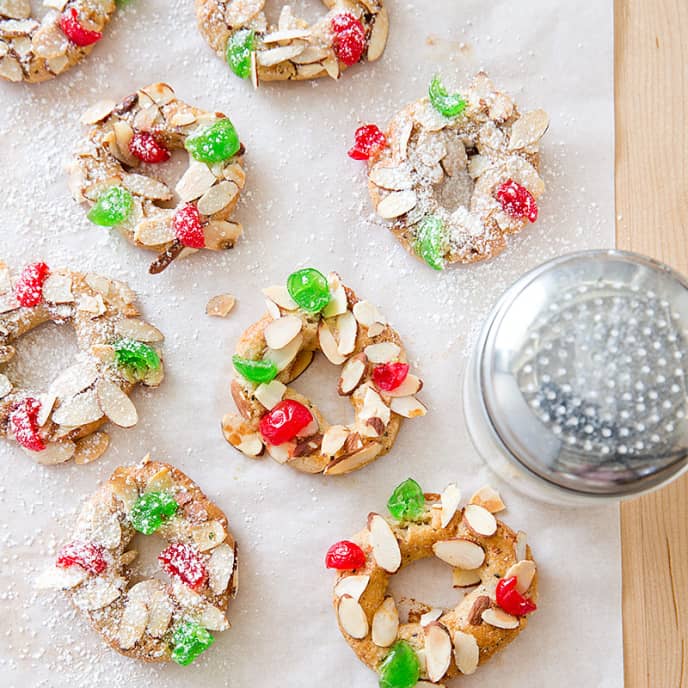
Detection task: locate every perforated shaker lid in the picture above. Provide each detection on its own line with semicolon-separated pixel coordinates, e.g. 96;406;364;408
477;250;688;497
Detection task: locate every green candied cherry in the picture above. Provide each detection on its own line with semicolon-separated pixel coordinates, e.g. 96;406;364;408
87;186;133;227
387;478;425;521
415;215;446;271
226;29;255;79
287;268;330;313
378;640;421;688
130;491;178;535
232;355;278;384
171;620;214;666
428;75;467;118
186;118;240;163
114;338;161;379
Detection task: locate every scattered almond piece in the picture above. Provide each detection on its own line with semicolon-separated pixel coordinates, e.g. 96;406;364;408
206;293;236;318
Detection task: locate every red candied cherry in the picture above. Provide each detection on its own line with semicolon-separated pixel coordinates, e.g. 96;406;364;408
495;179;538;223
173;203;205;248
259;399;313;446
59;8;103;47
348;124;387;161
14;261;49;308
372;362;409;392
8;397;45;452
325;540;366;570
159;543;208;589
331;12;366;66
129;131;171;164
57;541;108;575
495;576;537;616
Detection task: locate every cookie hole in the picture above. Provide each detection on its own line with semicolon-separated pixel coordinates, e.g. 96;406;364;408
135;148;189;211
388;556;464;619
288;352;353;422
4;322;79;392
125;533;166;585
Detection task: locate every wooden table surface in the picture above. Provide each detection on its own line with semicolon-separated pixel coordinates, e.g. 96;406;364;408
616;0;688;685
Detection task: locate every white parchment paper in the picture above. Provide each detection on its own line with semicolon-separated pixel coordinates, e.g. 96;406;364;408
0;1;620;686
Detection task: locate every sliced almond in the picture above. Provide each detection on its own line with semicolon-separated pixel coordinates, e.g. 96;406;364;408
254;379;286;410
116;318;164;343
73;431;110;465
322;276;347;318
147;590;173;637
463;504;497;537
118;598;148;649
368;513;401;573
50;361;98;400
337;595;369;639
338;355;366;395
208;543;235;595
376;190;418;219
468;595;492;625
366;6;388;61
96;379;138;428
263;28;311;43
80;99;116;125
204;220;242;250
198;604;229;631
420;608;443;626
42;273;73;303
386;374;422;397
192;520;226;552
505;559;536;594
266;441;294;464
122;173;172;201
26;439;75;465
197;180;238;215
508;109;550;150
257;43;305;67
176;161;216;202
321;424;349;456
481;607;519;630
72;576;123;611
35;565;86;590
440;483;461;528
206;293;235;317
432;539;485;569
353;300;386;328
452;567;482;588
453;630;479;675
364;342;400;364
514;530;527;562
469;485;506;513
359;386;391;425
369;165;413;190
324;441;381;475
318;320;346;364
264;332;302;372
264;315;302;350
0;373;11;398
145;466;174;493
334;574;370;601
134;214;175;246
390;396;427;418
335;311;357;355
425;623;452;682
262;285;298;310
372;596;399;648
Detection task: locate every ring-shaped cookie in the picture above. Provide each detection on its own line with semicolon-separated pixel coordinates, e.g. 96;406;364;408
222;269;426;475
0;0;115;83
37;459;238;665
0;261;164;465
328;481;537;686
195;0;388;85
358;73;548;270
68;83;246;274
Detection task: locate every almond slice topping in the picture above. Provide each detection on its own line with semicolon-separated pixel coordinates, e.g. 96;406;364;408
432;539;485;569
334;574;370;601
463;504;498;537
505;559;536;594
440;483;461;528
319;320;347;364
481;607;519;630
453;630;479;675
371;596;399;648
368;513;401;573
424;623;452;682
337;595;369;639
386;374;422;397
364;342;400;364
254;380;286;410
208;544;235;595
264;332;302;371
390;396;427;418
452;567;482;588
514;531;527;562
469;485;506;513
264;315;302;350
321;425;349;456
336;311;358;355
420;608;443;626
338;355;366;395
96;379;138;428
262;285;298;310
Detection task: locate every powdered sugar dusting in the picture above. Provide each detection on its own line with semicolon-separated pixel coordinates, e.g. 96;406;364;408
0;1;620;687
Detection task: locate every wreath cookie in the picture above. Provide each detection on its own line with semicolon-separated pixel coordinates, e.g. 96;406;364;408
350;73;548;270
222;268;426;475
196;0;388;85
327;480;537;687
37;459;238;665
0;261;164;465
0;0;115;83
68;82;246;274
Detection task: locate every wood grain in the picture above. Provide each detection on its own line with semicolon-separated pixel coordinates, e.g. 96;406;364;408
616;0;688;686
